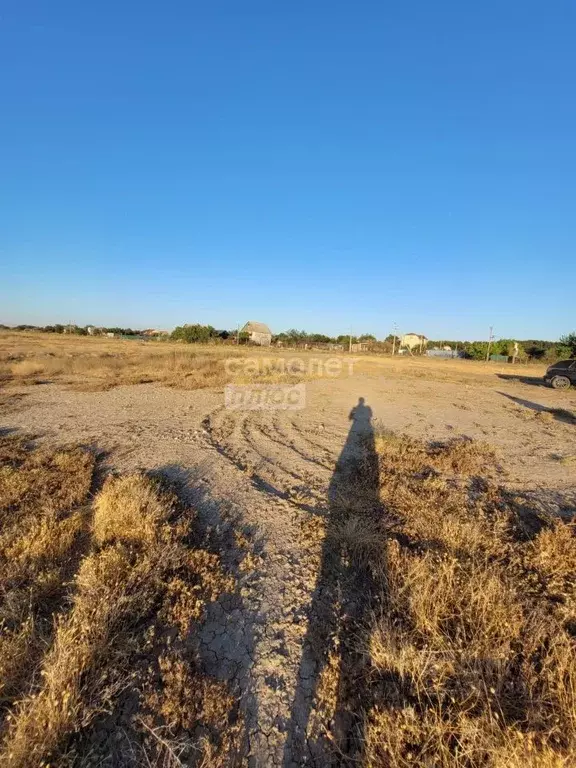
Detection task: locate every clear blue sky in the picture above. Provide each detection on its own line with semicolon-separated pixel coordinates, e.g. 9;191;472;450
1;1;574;340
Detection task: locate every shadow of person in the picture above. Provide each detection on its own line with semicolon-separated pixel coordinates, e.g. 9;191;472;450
283;397;385;766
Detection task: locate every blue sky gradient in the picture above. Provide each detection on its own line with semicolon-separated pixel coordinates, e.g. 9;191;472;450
1;1;574;339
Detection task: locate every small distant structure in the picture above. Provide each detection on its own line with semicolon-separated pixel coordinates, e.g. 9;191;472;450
350;342;370;353
400;332;428;352
86;325;96;336
241;321;272;346
427;347;457;359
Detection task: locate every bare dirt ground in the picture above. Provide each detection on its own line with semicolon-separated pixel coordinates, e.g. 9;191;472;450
2;357;576;765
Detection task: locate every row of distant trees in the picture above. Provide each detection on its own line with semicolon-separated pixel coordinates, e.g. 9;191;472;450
426;335;576;361
0;324;142;336
4;323;575;359
273;329;377;345
169;325;576;360
169;326;380;345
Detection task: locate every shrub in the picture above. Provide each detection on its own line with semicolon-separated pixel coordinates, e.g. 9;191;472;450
171;324;217;343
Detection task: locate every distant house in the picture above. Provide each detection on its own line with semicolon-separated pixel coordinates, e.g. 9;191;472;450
400;332;428;351
241;321;272;346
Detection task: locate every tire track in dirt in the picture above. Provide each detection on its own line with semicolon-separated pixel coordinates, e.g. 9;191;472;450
203;408;329;512
287;415;347;456
277;419;346;474
198;405;339;765
262;416;335;473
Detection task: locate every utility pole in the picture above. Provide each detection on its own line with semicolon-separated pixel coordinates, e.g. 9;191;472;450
236;322;240;345
485;326;494;362
391;322;398;355
348;328;353;354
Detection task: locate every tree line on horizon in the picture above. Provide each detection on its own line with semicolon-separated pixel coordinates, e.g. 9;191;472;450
3;323;575;359
162;325;576;360
0;323;143;337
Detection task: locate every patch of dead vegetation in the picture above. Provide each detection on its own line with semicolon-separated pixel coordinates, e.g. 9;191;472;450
0;436;241;767
0;332;328;393
0;434;95;713
363;432;576;766
508;404;576;426
311;429;576;766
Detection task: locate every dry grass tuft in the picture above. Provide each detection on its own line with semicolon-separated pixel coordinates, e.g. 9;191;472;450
331;513;387;573
93;472;175;545
0;440;240;766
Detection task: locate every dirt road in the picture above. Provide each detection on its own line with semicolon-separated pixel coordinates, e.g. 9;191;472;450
3;367;575;764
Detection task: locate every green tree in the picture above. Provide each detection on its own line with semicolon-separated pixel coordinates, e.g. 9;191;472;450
559;332;576;357
463;342;489;360
171;324;216;343
285;329;308;344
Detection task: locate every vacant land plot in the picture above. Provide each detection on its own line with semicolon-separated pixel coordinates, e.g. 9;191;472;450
1;333;575;765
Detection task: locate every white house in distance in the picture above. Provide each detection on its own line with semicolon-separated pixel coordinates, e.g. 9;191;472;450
242;321;272;346
400;332;428;352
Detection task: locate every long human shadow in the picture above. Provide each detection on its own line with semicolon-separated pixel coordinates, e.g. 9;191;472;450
283;397;385;766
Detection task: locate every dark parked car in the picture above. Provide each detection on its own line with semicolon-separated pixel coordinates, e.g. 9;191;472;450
544;359;576;389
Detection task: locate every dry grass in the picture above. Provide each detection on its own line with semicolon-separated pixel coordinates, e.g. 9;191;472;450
508;405;576;425
353;353;547;387
303;429;576;765
344;431;576;767
0;434;95;713
0;330;549;394
0;333;235;392
0;332;331;393
0;436;241;767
